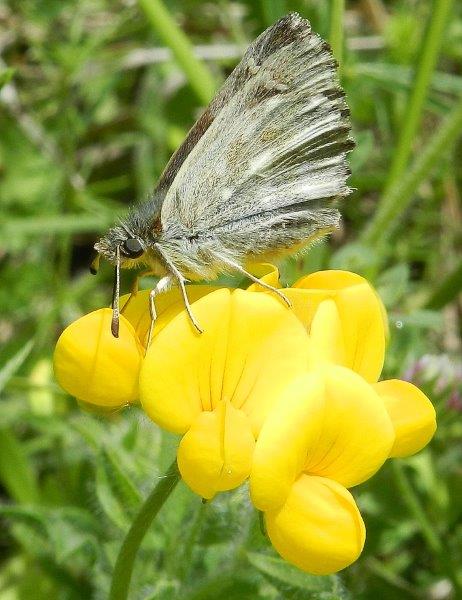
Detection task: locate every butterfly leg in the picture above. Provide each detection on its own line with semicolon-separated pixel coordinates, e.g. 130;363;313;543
121;270;156;313
146;274;174;350
221;257;291;307
154;243;204;334
176;274;204;334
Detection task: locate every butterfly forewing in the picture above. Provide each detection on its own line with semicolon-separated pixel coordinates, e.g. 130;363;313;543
155;13;353;275
154;13;312;194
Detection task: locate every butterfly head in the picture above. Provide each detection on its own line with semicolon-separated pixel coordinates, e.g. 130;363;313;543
92;195;164;274
93;225;146;273
91;224;149;338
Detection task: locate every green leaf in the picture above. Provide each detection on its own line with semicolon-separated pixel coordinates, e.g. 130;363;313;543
0;428;40;504
0;505;48;536
100;448;142;512
53;507;103;537
246;552;348;599
0;340;33;394
46;519;97;564
95;459;130;531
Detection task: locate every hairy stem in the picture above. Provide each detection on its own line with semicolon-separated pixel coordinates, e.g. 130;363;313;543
109;459;181;600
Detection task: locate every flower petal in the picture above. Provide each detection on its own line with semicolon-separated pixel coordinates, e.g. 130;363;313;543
285;270;387;382
251;373;325;511
303;367;394;487
265;474;365;575
139;289;309;435
120;285;221;346
246;263;281;291
374;379;436;458
251;367;394;510
177;400;255;499
53;308;143;407
308;299;346;368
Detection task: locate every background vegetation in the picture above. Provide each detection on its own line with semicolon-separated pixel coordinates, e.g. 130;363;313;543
1;0;461;598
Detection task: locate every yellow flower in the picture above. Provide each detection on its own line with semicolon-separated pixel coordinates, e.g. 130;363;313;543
139;288;309;499
53;265;436;576
375;379;437;458
120;285;221;346
249;283;436;575
52;287;221;408
249;368;387;573
286;270;388;382
53;308;143;408
248;266;388;382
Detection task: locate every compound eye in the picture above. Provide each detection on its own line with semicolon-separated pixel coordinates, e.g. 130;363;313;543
121;238;144;258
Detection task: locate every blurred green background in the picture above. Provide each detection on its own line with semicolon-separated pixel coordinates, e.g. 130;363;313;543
1;0;462;598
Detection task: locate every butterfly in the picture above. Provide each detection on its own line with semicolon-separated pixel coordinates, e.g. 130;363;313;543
92;13;354;344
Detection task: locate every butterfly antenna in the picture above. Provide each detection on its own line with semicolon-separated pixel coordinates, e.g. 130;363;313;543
111;245;121;338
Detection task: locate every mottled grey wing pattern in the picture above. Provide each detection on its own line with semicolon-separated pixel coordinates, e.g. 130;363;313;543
158;13;353;276
155;13;310;194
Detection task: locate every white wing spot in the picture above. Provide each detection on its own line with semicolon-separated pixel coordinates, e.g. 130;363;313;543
249;150;272;174
221;187;234;201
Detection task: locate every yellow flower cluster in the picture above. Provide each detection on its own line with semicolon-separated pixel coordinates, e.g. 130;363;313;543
54;266;436;575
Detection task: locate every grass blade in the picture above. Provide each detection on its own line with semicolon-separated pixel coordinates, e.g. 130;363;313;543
329;0;345;66
426;261;462;309
0;341;33;394
383;0;455;193
362;96;462;247
0;428;40;504
259;0;288;26
137;0;216;105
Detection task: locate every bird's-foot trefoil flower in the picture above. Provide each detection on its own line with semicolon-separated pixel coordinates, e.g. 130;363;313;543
53;265;436;576
248;270;435;574
139;288;309;499
53;308;144;409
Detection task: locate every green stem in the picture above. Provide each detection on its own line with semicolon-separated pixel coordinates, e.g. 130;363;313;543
329;0;345;67
109;459;181;600
361;96;462;246
137;0;216;105
384;0;454;194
